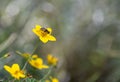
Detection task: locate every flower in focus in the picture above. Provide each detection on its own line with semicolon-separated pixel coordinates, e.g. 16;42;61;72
46;77;59;82
47;54;58;66
32;25;56;43
29;55;49;69
4;64;25;80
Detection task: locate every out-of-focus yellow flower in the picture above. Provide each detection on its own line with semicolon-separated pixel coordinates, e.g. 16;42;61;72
51;77;59;82
4;64;25;80
32;25;56;43
29;55;49;69
22;53;31;59
47;54;58;66
16;51;31;59
46;77;59;82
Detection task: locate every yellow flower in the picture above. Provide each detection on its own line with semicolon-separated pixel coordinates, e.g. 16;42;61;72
46;77;59;82
29;55;49;69
22;53;31;59
16;51;31;59
47;54;58;66
32;25;56;43
51;77;59;82
4;64;25;80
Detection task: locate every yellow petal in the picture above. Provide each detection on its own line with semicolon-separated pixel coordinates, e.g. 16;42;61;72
32;55;38;58
35;25;42;29
47;54;58;66
32;28;40;37
15;76;20;80
41;65;49;69
19;73;25;78
51;78;59;82
38;65;49;69
47;54;52;61
29;60;34;66
29;58;42;69
46;27;52;34
39;37;48;43
4;65;12;73
22;53;31;58
48;35;56;41
12;64;20;71
32;25;42;37
36;58;43;65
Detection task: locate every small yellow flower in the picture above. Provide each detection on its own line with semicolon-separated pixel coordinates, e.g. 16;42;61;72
16;51;31;59
51;77;59;82
47;54;58;66
4;64;25;80
29;55;49;69
32;25;56;43
46;77;59;82
22;53;31;59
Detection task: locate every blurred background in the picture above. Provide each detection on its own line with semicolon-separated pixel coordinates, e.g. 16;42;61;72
0;0;120;82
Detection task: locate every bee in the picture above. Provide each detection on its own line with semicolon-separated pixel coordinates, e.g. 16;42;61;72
40;27;50;34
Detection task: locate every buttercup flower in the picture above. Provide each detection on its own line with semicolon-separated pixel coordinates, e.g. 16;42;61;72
32;25;56;43
4;64;25;80
47;54;58;66
29;55;49;69
46;77;59;82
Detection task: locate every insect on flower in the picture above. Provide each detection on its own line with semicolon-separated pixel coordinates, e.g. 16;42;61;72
32;25;56;43
40;27;50;34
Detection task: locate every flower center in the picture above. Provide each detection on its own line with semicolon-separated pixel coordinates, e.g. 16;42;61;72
34;62;40;66
41;31;48;37
14;70;19;75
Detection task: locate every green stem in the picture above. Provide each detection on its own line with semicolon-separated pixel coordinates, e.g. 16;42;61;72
16;51;23;56
22;60;29;70
22;43;39;70
39;66;53;82
31;43;39;55
16;43;40;70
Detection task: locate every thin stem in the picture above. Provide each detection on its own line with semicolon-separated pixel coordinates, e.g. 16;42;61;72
31;43;39;55
39;66;53;82
22;43;39;70
22;60;29;70
16;51;22;56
